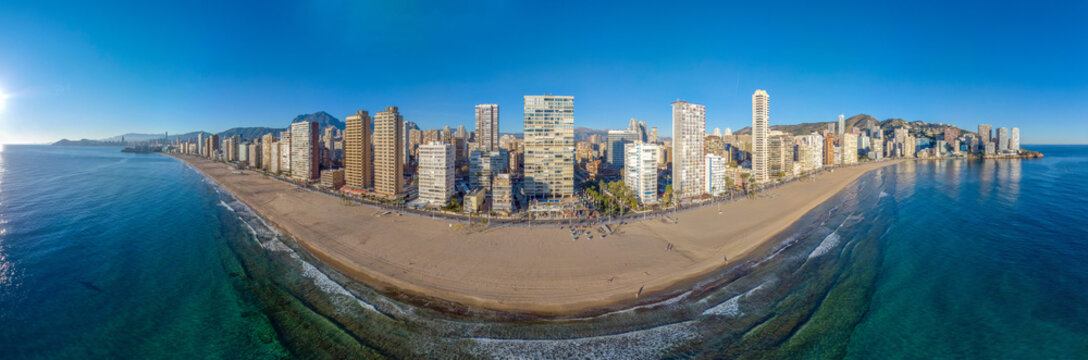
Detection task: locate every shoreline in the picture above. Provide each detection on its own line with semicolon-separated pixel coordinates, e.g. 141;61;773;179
168;153;901;317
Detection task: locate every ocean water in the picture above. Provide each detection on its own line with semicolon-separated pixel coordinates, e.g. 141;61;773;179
0;144;1085;359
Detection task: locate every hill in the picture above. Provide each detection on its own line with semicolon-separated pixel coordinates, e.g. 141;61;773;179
291;111;344;130
734;114;973;137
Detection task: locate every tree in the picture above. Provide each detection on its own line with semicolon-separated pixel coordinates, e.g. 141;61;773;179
662;184;673;207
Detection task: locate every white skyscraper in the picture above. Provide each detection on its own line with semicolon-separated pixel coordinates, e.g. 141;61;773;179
1010;127;1020;152
290;121;319;181
475;104;500;151
418;142;455;205
523;95;574;198
624;142;659;205
671;101;706;198
838;114;845;136
704;153;727;196
752;90;770;183
997;127;1010;152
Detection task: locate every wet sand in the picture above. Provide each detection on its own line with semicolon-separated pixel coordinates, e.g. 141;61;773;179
170;153;899;316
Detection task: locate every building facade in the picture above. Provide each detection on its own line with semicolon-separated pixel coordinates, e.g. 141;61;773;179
624;142;659;205
290;121;320;181
523;95;574;198
418;142;455;205
344;110;373;190
374;106;405;198
751;90;770;183
475;104;500;152
671;100;706;198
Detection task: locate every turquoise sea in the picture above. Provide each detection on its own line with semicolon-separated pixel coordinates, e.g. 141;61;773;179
0;144;1085;359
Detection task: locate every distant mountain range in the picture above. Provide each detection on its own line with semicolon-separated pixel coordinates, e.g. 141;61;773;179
733;114;974;137
53;111;344;146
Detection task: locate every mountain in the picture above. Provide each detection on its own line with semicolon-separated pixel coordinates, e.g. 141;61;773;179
574;127;609;142
291;111;344;130
53;139;124;146
218;127;284;140
732;114;972;137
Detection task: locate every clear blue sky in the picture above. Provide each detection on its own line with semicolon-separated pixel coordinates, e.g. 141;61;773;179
0;0;1085;144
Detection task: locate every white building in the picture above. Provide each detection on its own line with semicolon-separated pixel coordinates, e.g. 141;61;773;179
418;142;455;205
523;95;574;198
1010;127;1020;152
704;154;727;196
279;131;291;175
290;121;319;181
475;104;500;151
671;100;706;198
841;133;858;164
997;127;1010;152
470;150;509;191
624;142;659;205
752;90;770;183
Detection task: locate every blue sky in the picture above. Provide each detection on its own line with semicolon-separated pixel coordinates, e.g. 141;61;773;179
0;0;1085;144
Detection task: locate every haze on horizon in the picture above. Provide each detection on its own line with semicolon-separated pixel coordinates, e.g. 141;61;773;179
0;0;1085;145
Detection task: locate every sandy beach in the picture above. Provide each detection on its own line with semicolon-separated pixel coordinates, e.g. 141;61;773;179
170;154;899;315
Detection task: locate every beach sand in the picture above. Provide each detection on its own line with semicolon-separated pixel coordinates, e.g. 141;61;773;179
172;154;899;316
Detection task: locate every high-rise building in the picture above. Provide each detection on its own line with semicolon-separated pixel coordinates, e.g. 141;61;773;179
418;142;455;205
649;127;658;144
523;95;574;198
268;141;280;174
838;114;845;136
978;124;993;149
470;150;509;191
248;143;260;168
751;90;770;182
1010;127;1020;151
261;133;275;171
841;133;858;164
475;104;499;152
324;126;336;165
769;134;794;175
344;110;373;190
823;132;836;165
624;142;659;204
607;129;640;169
197;133;205;157
671;101;706;198
492;174;517;214
455;125;467;139
997;127;1010;152
290;121;320;181
374;106;405;198
704;153;727;196
278;131;291;174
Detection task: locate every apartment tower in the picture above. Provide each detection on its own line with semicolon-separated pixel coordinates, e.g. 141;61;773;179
475;104;500;151
374;106;404;198
289;121;319;181
344;110;373;190
751;90;770;183
671;100;706;198
523;95;574;198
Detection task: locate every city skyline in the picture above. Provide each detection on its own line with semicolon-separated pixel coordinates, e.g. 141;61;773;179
0;1;1085;144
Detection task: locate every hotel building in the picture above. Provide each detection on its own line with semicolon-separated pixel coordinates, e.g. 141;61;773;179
671;100;706;198
374;106;405;198
624;142;659;204
752;90;770;183
344;110;373;190
475;104;500;151
523;95;574;198
290;121;320;181
418;142;455;205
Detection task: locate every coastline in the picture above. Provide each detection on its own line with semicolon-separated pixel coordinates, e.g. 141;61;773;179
167;153;901;316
